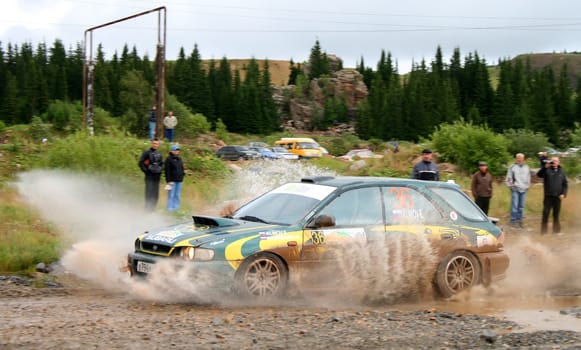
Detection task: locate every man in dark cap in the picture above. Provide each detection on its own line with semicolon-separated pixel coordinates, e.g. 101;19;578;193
411;148;440;181
471;161;493;215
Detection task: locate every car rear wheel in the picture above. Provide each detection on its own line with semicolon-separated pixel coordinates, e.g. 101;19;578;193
235;253;288;297
434;251;481;298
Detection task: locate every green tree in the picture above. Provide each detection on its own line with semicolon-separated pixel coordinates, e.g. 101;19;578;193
503;128;550;159
308;40;329;80
47;39;68;101
118;70;154;136
431;120;510;175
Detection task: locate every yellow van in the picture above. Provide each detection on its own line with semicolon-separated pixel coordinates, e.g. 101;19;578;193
274;138;323;159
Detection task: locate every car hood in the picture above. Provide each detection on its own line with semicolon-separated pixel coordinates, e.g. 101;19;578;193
140;215;284;247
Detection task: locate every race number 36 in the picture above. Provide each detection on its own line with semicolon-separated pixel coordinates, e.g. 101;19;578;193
310;230;326;245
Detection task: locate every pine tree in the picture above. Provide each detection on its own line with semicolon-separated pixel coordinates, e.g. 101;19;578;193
93;44;113;112
554;63;573;129
308;40;329;80
48;39;68;101
260;60;279;132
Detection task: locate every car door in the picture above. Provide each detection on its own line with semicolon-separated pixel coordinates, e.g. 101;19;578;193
381;185;459;248
299;186;385;287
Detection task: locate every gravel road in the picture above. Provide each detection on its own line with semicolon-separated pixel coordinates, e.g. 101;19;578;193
1;272;581;350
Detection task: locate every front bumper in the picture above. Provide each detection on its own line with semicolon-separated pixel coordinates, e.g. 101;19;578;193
127;251;236;289
477;250;510;286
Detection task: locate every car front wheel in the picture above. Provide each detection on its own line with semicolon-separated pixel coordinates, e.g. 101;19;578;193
235;253;288;297
434;251;481;298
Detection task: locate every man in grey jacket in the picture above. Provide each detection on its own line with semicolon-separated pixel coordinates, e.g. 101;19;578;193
505;153;531;227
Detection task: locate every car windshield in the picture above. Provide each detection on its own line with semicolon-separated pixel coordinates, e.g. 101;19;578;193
430;187;487;221
232;182;337;225
297;142;319;149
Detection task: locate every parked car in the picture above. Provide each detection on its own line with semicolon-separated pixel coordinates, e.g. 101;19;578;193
128;176;509;299
338;149;384;161
544;147;569;157
248;141;268;148
216;146;260;160
270;146;299;160
566;146;580;157
249;147;282;160
274;138;323;159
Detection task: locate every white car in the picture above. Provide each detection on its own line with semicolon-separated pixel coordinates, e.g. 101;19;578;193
270;147;299;160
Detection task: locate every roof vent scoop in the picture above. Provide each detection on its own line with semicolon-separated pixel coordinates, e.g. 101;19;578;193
192;215;238;228
301;176;335;184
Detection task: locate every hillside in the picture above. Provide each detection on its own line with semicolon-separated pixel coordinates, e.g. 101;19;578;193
202;59;292;86
206;53;581;89
512;53;581;88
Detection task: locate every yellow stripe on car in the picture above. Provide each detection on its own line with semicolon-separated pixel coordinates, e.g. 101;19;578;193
225;235;259;270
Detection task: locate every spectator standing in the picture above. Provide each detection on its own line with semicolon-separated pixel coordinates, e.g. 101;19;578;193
537;156;568;234
148;105;157;141
163;111;178;142
471;161;493;215
411;149;439;181
164;144;185;212
505;153;531;227
138;139;164;211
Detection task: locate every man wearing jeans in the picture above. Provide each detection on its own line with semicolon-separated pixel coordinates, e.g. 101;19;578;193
148;105;157;141
505;153;531;227
164;144;185;211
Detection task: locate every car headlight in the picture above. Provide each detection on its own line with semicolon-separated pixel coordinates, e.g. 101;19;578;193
180;247;215;261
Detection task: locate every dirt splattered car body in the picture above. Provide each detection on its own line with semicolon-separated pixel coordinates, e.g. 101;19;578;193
127;176;509;298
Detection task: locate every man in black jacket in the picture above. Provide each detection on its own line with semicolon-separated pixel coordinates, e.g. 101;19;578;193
537;156;568;234
411;149;440;181
164;144;185;211
138;139;163;211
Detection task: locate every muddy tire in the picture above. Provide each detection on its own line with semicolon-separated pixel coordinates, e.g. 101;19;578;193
434;251;481;298
235;253;288;298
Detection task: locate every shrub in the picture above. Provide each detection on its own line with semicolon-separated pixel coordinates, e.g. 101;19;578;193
178;113;211;139
570;122;581;146
38;132;143;176
215;119;229;143
431;120;510;176
28;116;51;142
43;100;82;132
503;129;550;159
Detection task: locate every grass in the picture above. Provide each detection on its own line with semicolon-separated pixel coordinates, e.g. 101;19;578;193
0;189;62;274
0;128;579;274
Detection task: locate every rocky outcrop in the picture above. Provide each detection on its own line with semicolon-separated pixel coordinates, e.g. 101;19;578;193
273;67;368;131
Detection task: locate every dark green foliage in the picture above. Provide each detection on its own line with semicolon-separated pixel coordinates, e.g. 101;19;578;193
503;128;550;159
308;40;330;80
43;100;82;132
431;120;510;176
118;70;154;136
28;116;50;142
0;39;580;147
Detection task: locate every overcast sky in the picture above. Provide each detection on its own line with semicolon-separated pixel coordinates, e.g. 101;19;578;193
1;0;580;73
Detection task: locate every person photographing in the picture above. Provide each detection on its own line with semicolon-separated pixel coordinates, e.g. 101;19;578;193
537;156;568;234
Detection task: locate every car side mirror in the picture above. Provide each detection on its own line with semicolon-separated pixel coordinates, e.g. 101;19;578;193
309;214;335;228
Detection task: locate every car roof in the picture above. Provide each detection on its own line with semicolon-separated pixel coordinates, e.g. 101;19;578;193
299;176;460;190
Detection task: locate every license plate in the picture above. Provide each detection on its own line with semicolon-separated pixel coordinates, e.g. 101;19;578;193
136;261;153;274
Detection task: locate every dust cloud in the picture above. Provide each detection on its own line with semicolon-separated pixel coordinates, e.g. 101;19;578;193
18;164;579;309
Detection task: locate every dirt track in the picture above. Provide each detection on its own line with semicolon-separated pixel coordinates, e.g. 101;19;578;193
2;231;581;350
5;168;581;349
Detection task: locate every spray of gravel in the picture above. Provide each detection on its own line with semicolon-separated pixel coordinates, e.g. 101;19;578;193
12;164;443;307
20;163;577;309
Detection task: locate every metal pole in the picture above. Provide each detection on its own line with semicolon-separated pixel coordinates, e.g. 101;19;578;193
82;6;167;137
155;8;167;139
87;31;95;136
